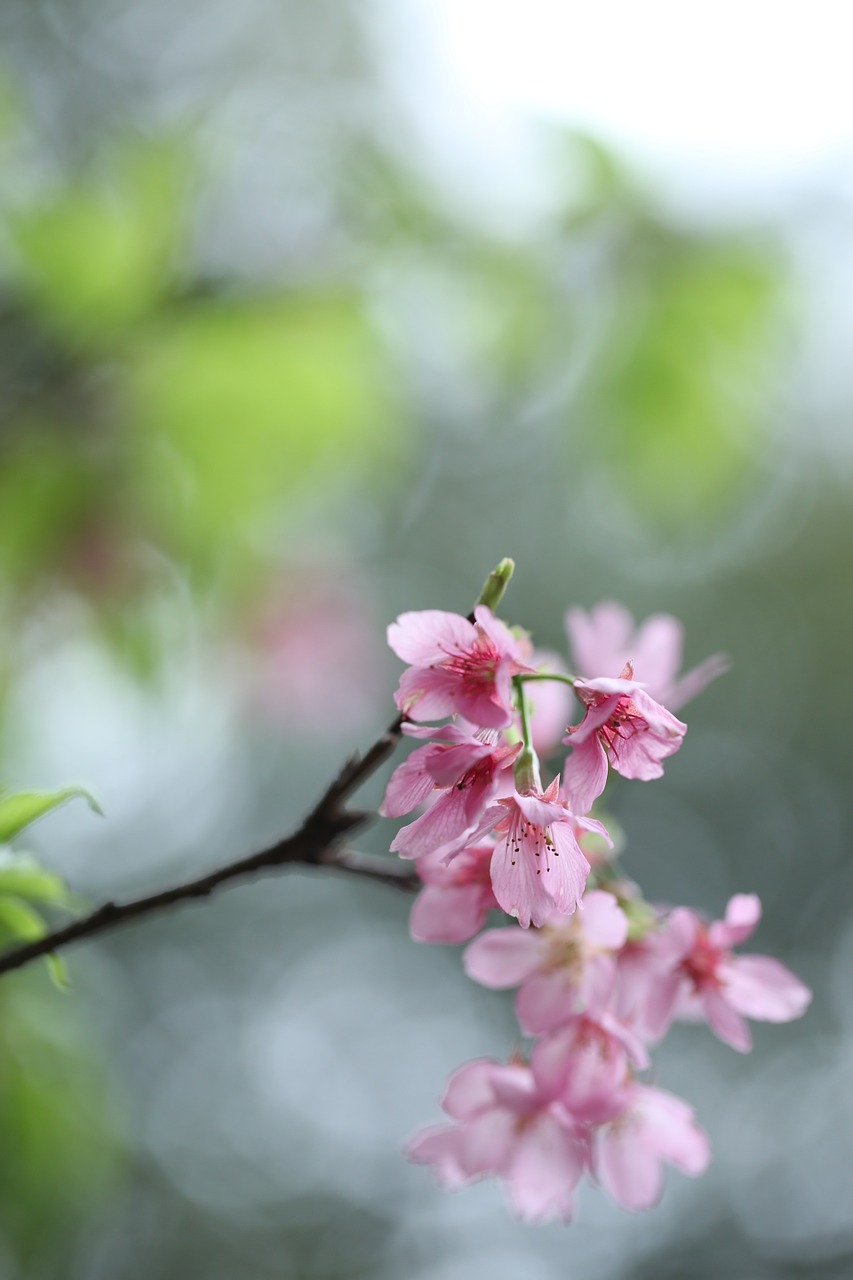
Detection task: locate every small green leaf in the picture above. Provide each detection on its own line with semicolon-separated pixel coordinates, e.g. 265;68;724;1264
45;953;71;991
0;850;80;909
0;787;102;844
0;894;47;943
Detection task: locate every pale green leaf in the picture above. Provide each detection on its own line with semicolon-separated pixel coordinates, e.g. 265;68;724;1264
0;788;102;844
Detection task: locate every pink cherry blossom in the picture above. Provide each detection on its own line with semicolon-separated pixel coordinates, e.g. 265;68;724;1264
409;843;499;944
464;890;629;1029
464;779;609;929
618;895;812;1052
565;601;729;711
406;1056;588;1223
380;723;520;861
387;606;531;728
595;1082;710;1210
561;665;687;814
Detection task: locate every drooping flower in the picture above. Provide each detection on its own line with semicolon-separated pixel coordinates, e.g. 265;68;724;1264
409;842;499;944
565;601;729;711
617;895;812;1052
380;722;520;861
594;1082;711;1211
561;665;687;814
463;779;609;929
406;1055;588;1223
464;890;629;1029
387;606;531;728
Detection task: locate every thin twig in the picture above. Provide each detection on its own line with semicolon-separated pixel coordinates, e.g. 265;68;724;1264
0;708;413;978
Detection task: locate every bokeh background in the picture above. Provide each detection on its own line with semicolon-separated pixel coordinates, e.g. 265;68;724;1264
0;1;851;1276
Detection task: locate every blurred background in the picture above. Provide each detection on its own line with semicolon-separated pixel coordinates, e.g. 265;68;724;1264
0;0;850;1275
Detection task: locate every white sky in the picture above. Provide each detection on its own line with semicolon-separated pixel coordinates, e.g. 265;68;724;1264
376;0;853;219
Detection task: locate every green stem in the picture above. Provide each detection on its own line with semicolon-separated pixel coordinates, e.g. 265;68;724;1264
517;671;578;688
512;674;541;793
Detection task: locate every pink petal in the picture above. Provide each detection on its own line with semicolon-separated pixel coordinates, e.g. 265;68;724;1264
393;666;463;722
721;955;812;1022
529;1026;576;1100
665;652;730;711
702;989;752;1052
547;822;592;915
504;1114;585;1223
598;1119;663;1211
379;747;438;818
409;884;490;944
440;1059;500;1120
579;953;618;1017
581;890;629;949
637;1086;711;1176
453;679;515;730
389;786;480;860
405;1123;471;1188
457;1107;518;1177
640;969;684;1039
608;689;686;782
657;908;701;963
560;736;609;815
708;893;761;948
489;830;560;930
463;927;543;988
565;602;635;678
488;1064;540;1111
387;610;476;665
630;613;684;693
517;970;578;1034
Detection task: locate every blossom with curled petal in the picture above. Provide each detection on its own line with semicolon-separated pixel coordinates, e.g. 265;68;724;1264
380;722;520;861
387;605;531;728
561;664;686;814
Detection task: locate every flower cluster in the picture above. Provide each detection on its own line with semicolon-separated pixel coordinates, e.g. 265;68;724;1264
383;592;811;1223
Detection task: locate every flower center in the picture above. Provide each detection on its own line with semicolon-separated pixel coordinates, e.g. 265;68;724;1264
681;930;723;992
598;695;649;762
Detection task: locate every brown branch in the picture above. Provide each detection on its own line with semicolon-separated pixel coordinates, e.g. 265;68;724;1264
0;707;415;978
0;568;513;979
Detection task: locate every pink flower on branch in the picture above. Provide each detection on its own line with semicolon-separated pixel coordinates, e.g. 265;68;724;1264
380;722;520;861
464;889;629;1030
406;1056;588;1223
561;665;687;814
388;605;532;728
565;601;729;711
464;780;610;929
